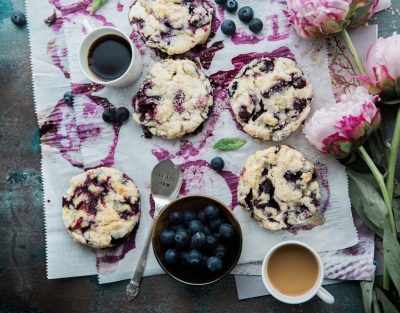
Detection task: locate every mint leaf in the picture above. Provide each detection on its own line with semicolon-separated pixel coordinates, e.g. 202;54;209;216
91;0;108;14
213;137;246;151
383;217;400;294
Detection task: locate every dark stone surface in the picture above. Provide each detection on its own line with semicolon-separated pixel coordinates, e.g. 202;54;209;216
1;0;399;312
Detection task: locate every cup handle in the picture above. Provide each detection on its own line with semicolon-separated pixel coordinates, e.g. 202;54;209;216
317;287;335;304
83;19;96;33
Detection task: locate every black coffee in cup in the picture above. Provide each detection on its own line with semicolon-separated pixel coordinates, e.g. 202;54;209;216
88;34;132;81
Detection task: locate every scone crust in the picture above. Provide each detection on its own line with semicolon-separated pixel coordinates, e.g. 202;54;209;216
237;145;321;230
132;59;213;139
228;57;313;141
62;167;140;249
129;0;213;55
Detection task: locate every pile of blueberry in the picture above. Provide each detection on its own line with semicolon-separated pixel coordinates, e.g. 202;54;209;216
159;204;235;273
102;107;130;124
216;0;263;36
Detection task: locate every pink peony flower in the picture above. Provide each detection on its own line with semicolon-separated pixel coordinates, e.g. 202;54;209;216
304;87;380;158
359;33;400;101
286;0;379;39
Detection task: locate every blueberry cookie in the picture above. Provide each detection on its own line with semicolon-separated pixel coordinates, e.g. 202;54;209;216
129;0;214;55
62;167;140;249
237;145;321;230
132;59;213;139
228;57;313;141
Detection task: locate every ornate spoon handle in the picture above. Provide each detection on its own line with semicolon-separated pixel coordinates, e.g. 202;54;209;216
126;202;163;301
126;221;153;301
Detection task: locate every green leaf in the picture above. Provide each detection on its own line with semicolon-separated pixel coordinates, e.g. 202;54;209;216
360;279;374;313
366;133;386;168
382;99;400;105
375;287;400;313
383;216;400;294
90;0;108;14
348;170;387;235
348;2;373;26
213;137;246;151
348;178;383;237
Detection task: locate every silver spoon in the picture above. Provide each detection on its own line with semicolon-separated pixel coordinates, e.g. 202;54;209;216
126;159;182;301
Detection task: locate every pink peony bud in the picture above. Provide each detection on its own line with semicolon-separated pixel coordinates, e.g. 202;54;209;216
304;87;380;158
359;33;400;101
286;0;379;39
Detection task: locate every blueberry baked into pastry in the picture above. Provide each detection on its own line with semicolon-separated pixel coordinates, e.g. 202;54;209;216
129;0;214;55
62;167;140;249
228;57;313;141
132;59;213;139
238;145;321;230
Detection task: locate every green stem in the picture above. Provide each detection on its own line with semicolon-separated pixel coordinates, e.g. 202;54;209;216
341;28;366;75
387;108;400;205
358;146;396;290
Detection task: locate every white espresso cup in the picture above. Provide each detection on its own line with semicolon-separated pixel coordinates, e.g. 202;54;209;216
78;19;142;87
261;241;335;304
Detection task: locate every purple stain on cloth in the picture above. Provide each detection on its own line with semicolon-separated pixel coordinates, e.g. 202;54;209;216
47;39;70;79
96;222;140;273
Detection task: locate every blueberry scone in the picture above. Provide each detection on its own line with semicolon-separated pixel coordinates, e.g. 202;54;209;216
62;167;140;249
132;59;213;139
238;145;321;230
228;57;313;141
129;0;213;55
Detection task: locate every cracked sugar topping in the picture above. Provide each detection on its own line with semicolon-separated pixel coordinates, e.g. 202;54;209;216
228;57;313;141
62;167;140;249
129;0;214;55
238;145;321;231
132;59;213;139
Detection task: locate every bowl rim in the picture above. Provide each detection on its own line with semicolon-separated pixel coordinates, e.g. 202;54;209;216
151;194;243;286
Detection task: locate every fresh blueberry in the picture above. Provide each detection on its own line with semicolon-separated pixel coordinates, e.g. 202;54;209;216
210;157;225;172
11;11;26;26
207;256;223;272
191;232;206;249
209;218;223;232
63;91;74;106
170;224;185;232
174;230;190;248
204;204;219;220
226;0;238;12
249;18;263;33
213;232;221;241
221;19;236;36
179;251;188;265
219;223;234;238
102;109;116;123
186;249;203;266
213;244;227;258
214;0;227;4
115;107;130;124
205;235;218;250
189;220;204;235
159;229;175;247
203;225;211;236
197;209;208;223
183;210;197;225
164;249;178;264
238;6;254;23
169;211;184;225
